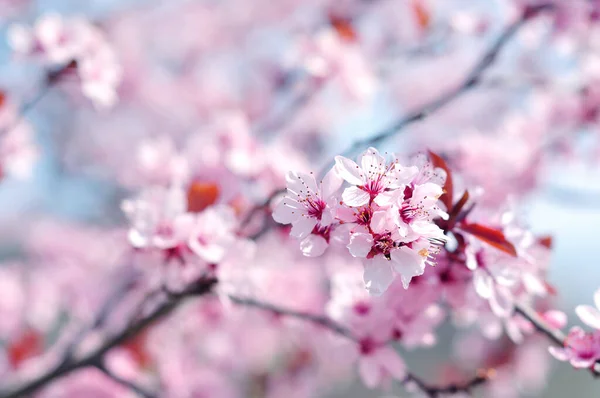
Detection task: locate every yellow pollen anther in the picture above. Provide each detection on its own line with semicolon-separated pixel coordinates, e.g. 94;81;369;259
418;248;429;258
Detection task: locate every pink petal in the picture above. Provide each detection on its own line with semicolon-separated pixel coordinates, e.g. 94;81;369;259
358;356;381;389
297;171;319;194
334;156;365;186
390;247;425;288
290;217;317;239
342;186;370;207
543;310;567;330
190;240;226;263
548;346;569;362
375;347;406;380
300;235;328;257
347;233;373;258
272;198;301;224
489;285;514;318
575;305;600;330
370;211;389;235
570;358;596;369
320;168;343;198
473;270;493;299
358;147;386;177
363;257;394;296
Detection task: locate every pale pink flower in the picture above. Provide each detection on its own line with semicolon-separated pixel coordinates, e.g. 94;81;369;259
8;13;80;63
549;327;600;368
8;14;122;108
387;182;447;240
188;205;237;264
273;169;342;256
357;341;406;389
79;45;123;109
121;184;191;250
347;215;440;294
334;147;416;207
575;288;600;330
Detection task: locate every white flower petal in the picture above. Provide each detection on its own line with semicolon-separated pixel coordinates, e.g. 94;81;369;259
300;235;328;257
375;347;406;380
575;305;600;330
548;346;569;362
334;156;365;186
272;199;301;224
364;257;394;296
359;147;386;177
370;211;389;235
320;168;343;198
473;270;493;299
390;247;425;288
358;356;381;389
489;285;514;318
290;217;317;239
342;186;370;207
347;233;373;258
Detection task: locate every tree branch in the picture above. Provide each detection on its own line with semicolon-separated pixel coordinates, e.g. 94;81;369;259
0;277;218;398
227;294;490;397
95;363;156;398
514;302;600;378
334;4;554;161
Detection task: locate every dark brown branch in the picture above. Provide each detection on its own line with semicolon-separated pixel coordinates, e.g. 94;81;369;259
404;371;489;397
0;277;217;398
95;363;156;398
227;294;490;397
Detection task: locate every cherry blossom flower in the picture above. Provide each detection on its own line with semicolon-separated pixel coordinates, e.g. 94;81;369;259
273;169;342;256
121;184;191;250
188;205;237;264
549;327;600;368
357;341;406;389
8;14;123;108
334;147;415;207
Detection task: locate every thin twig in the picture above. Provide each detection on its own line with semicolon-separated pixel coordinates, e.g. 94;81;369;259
96;363;156;398
514;303;600;378
333;4;554;163
227;294;490;397
0;277;218;398
228;294;353;338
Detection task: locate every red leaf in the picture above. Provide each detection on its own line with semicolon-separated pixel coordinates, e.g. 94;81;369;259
460;223;518;257
187;181;220;213
412;0;431;33
0;91;6;109
428;150;453;211
537;235;553;249
329;14;358;42
7;329;43;369
121;331;153;369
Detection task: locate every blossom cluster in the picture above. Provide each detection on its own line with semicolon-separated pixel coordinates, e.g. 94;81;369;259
8;14;122;108
1;1;600;397
274;148;448;295
550;288;600;369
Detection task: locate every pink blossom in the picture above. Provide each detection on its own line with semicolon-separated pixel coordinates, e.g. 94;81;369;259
121;184;190;250
549;327;600;369
334;147;415;207
357;342;406;389
188;205;237;264
273;169;342;256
